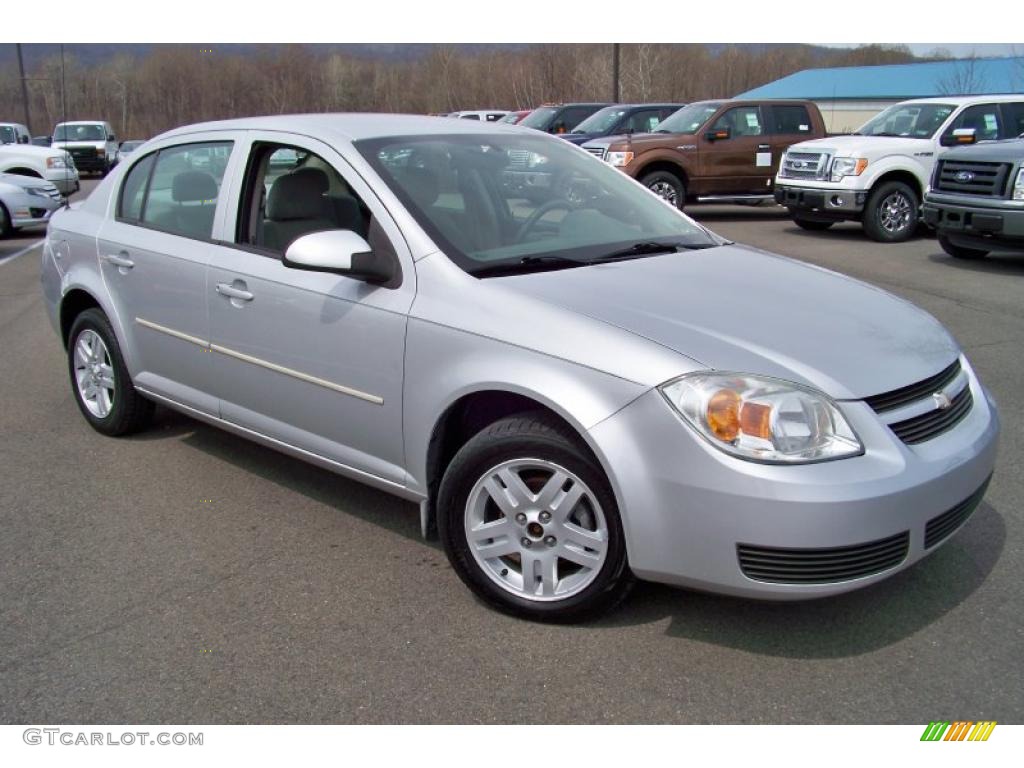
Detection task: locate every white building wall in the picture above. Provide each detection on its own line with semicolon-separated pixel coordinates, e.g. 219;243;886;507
812;100;899;133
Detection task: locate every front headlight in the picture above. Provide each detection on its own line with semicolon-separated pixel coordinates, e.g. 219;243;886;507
606;151;634;167
659;372;863;463
1013;167;1024;201
830;157;868;183
46;156;67;169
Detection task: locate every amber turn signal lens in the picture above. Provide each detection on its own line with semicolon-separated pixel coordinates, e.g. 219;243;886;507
707;389;741;442
740;401;772;440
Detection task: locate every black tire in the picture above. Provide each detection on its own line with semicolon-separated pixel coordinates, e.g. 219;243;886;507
438;412;633;622
938;233;989;260
792;214;834;231
863;180;919;243
67;308;154;436
0;202;11;238
99;161;111;178
640;170;686;210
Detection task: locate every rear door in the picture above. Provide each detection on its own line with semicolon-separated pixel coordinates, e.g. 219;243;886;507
699;105;769;195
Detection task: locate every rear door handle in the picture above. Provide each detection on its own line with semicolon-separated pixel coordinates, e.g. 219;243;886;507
216;282;254;302
102;252;134;269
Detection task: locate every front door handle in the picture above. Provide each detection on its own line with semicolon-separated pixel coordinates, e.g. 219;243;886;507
757;144;771;151
216;282;254;302
102;252;134;269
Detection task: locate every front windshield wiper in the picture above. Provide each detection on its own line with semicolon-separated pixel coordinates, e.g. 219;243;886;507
472;254;589;278
591;240;717;262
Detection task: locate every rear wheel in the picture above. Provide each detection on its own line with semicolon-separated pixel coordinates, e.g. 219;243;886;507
438;413;632;622
0;202;11;238
640;170;686;210
938;233;989;260
792;214;834;231
863;181;918;242
67;308;154;436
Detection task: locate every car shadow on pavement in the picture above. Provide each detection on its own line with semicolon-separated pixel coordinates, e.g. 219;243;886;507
927;251;1024;276
595;501;1005;658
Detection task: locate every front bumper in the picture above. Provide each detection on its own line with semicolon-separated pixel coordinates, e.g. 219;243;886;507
923;197;1024;251
3;192;62;228
588;359;999;599
775;183;867;219
46;170;80;197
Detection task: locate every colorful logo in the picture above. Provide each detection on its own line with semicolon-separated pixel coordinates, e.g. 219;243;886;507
921;721;997;741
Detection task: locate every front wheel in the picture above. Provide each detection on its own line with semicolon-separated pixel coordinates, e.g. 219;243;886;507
438;413;632;622
863;181;919;242
0;202;12;238
938;233;989;260
67;308;154;436
640;170;686;210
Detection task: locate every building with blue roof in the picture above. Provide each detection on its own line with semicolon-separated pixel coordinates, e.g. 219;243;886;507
736;57;1024;132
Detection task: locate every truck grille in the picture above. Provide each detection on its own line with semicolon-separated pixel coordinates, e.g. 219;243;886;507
584;146;606;160
935;160;1011;197
67;146;97;162
781;151;829;180
924;475;990;550
738;531;909;584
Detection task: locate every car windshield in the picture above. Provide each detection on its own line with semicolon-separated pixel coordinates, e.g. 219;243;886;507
572;107;629;134
121;141;143;152
357;133;717;277
0;126;16;144
857;103;955;139
498;113;521;124
519;108;559;130
654;102;722;134
54;124;106;142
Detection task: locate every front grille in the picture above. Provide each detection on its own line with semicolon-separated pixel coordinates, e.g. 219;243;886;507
888;386;973;444
935;159;1011;197
40;185;61;201
781;151;829;180
584;146;606;160
924;475;991;549
738;531;909;584
67;146;97;161
864;360;961;414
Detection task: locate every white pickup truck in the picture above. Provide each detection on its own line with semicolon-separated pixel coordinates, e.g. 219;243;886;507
51;120;119;177
774;95;1024;242
0;142;80;197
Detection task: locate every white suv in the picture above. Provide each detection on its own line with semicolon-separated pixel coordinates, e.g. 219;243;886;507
51;120;119;177
775;95;1024;242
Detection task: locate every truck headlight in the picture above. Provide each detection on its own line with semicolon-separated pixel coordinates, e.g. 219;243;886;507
660;372;863;464
606;151;634;167
830;157;868;183
46;156;67;169
1013;167;1024;201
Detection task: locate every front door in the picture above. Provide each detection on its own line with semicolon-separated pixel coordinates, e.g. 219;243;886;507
700;105;770;196
204;133;415;486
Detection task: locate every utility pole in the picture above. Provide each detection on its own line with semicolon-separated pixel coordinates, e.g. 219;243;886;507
16;44;31;131
612;43;621;102
60;44;67;121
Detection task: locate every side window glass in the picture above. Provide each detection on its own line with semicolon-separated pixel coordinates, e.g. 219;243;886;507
771;105;813;135
118;152;156;221
712;107;763;137
238;143;373;256
626;110;662;133
999;103;1024;138
140;141;233;239
945;105;1001;142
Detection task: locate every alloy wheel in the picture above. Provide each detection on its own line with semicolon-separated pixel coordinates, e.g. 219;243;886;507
648;180;678;206
73;329;115;418
879;191;912;234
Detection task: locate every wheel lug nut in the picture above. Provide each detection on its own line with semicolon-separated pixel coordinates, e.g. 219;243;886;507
538;511;551;523
515;513;527;525
544;536;556;547
520;538;532;548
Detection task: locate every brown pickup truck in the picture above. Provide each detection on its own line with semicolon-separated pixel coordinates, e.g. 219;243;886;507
581;99;828;209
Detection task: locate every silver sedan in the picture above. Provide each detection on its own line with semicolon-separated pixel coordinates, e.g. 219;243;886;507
0;172;63;237
40;115;999;621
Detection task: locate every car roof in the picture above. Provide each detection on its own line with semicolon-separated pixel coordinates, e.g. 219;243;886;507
153;113;532;143
56;120;107;125
884;94;1024;106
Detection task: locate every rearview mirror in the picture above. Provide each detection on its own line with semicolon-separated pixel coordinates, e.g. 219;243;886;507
283;230;392;284
706;127;730;142
941;128;977;147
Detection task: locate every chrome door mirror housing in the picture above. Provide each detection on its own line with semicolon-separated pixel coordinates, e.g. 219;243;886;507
283;229;392;284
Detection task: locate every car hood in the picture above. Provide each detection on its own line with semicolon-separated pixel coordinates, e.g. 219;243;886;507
789;134;934;158
0;172;51;192
581;133;664;151
494;243;959;399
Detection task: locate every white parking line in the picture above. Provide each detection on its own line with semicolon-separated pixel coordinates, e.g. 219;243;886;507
0;239;44;267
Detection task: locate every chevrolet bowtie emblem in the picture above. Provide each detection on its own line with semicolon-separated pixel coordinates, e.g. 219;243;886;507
933;391;953;410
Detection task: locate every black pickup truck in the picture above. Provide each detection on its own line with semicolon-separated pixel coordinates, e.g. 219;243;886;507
923;138;1024;259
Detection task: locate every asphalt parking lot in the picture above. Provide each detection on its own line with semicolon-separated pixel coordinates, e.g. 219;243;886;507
1;180;1021;724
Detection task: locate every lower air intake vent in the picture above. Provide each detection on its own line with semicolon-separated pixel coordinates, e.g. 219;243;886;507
924;476;991;549
738;532;909;584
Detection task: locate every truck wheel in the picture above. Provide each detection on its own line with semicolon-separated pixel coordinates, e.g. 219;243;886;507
792;214;834;231
438;412;633;622
640;170;686;210
0;202;12;238
938;234;989;260
100;160;111;178
863;181;918;243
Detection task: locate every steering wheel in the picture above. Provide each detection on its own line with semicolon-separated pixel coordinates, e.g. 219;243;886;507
516;198;575;241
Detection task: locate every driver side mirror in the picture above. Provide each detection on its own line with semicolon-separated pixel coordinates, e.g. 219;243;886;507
108;134;116;142
283;229;393;284
706;127;731;142
941;128;977;147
